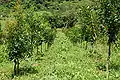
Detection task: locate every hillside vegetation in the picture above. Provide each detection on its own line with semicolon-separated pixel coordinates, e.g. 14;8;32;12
0;30;120;80
0;0;120;80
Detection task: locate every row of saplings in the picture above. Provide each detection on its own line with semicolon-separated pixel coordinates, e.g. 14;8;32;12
0;11;56;77
0;0;120;79
64;0;120;80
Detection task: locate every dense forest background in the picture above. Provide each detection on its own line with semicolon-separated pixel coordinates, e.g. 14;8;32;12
0;0;120;80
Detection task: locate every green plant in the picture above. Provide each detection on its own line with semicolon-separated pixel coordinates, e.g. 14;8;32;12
4;1;32;76
99;0;120;79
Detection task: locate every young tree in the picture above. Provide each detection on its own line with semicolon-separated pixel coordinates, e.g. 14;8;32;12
27;11;56;54
4;18;31;75
36;11;56;51
99;0;120;79
79;5;100;49
4;0;32;75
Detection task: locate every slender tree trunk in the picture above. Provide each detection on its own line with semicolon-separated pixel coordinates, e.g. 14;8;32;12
91;42;94;49
91;42;94;52
106;42;111;80
45;42;47;51
44;42;46;51
16;58;20;75
47;42;48;50
85;41;88;50
41;43;42;53
47;42;50;49
14;59;17;75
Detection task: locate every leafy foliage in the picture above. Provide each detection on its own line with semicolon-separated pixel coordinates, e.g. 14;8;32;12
99;0;120;44
0;0;120;79
64;26;82;44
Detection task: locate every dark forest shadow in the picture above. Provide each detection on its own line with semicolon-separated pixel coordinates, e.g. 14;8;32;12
96;62;120;71
96;62;106;71
110;63;120;71
19;66;38;76
10;66;38;79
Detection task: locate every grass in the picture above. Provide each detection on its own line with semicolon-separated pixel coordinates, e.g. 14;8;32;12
0;29;120;80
